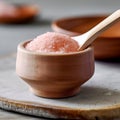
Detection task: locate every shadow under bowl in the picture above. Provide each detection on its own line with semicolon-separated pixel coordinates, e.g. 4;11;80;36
16;40;94;98
52;15;120;60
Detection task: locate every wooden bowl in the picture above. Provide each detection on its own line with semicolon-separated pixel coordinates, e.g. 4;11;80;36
16;40;94;98
52;15;120;59
0;4;39;24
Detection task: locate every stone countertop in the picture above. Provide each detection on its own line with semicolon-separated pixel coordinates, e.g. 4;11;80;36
0;0;120;119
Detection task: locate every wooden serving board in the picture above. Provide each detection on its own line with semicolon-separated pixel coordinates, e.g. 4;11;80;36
0;54;120;120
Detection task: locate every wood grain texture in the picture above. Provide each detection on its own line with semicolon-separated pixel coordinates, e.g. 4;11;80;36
0;54;120;120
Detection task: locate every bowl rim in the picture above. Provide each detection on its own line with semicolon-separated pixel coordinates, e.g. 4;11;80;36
52;15;120;38
18;40;93;56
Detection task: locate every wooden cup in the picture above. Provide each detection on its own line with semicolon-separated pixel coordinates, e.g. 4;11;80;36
16;40;94;98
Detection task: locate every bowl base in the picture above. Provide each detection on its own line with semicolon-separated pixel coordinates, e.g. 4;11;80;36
29;87;80;99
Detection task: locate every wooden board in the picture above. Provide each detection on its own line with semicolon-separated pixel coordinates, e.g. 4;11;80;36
0;54;120;120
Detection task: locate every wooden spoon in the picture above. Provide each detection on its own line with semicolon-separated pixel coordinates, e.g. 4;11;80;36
72;9;120;50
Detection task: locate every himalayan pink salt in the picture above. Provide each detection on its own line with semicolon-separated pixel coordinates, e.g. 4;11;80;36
26;32;79;53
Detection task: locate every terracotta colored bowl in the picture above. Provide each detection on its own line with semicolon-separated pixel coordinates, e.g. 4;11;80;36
0;4;38;24
16;40;94;98
52;15;120;59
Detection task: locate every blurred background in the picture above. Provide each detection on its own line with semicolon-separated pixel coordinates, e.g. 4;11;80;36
0;0;120;56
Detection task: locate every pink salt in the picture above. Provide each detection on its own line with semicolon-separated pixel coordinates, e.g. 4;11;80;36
26;32;79;53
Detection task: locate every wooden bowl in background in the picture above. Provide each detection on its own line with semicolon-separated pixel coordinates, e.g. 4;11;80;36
0;4;39;24
52;15;120;59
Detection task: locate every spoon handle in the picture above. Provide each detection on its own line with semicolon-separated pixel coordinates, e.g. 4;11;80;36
80;9;120;50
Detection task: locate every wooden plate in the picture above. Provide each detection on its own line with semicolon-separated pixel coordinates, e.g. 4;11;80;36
0;54;120;120
52;15;120;59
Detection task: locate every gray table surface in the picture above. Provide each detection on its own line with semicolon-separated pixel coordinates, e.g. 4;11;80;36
0;0;120;119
